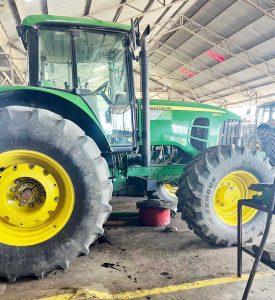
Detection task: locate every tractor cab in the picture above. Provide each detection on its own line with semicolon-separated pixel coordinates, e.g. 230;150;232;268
256;101;275;126
19;15;137;149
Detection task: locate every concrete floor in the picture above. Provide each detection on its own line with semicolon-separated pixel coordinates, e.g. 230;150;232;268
1;197;275;300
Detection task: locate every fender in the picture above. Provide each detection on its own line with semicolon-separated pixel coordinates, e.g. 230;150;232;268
0;86;111;152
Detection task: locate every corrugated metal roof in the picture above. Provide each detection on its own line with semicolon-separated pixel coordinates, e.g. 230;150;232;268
0;0;275;108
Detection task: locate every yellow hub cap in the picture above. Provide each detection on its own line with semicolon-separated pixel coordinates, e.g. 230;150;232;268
214;171;258;226
0;150;75;246
163;183;178;197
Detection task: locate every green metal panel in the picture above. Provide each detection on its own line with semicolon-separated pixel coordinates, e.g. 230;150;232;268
0;85;113;151
139;99;240;157
127;165;184;182
0;85;101;126
22;15;131;32
112;164;184;192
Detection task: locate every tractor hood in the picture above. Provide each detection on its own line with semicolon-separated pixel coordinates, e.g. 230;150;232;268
138;98;241;157
148;99;238;117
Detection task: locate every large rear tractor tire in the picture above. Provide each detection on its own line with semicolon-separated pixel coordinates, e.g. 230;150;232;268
0;106;112;281
257;127;275;166
176;145;274;246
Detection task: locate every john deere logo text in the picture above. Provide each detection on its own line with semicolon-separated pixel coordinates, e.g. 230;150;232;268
150;105;171;111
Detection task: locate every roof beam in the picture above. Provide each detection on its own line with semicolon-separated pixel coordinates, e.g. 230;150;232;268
150;0;233;55
134;69;194;101
184;51;275;97
201;75;275;101
41;0;48;14
151;14;275;82
149;0;195;41
137;0;156;23
0;22;25;83
147;61;229;105
1;71;13;85
9;0;21;26
91;0;190;22
243;0;275;20
120;0;190;23
147;63;203;101
112;0;156;23
83;0;93;17
150;40;259;100
149;49;242;102
8;40;26;56
146;64;200;101
0;66;11;72
150;0;236;66
151;9;275;98
149;0;180;31
113;0;126;22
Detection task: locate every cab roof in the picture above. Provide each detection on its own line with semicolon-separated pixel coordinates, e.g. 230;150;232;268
257;101;275;108
22;14;131;32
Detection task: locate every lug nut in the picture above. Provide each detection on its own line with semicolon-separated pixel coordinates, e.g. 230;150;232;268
37;199;42;204
10;188;16;192
54;197;59;202
28;203;34;208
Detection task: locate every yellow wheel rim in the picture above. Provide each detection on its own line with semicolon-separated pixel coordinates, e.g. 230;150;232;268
163;183;178;197
0;150;75;246
214;170;258;226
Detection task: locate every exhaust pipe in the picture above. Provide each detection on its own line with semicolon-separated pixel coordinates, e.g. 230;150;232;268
140;25;151;167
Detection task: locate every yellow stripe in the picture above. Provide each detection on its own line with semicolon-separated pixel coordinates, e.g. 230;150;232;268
150;105;226;114
38;272;270;300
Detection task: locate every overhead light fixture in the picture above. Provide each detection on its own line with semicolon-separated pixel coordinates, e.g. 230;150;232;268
179;66;196;77
206;50;225;62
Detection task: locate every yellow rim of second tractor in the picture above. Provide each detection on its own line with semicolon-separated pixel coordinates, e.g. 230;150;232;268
163;183;178;198
214;170;259;226
0;150;75;246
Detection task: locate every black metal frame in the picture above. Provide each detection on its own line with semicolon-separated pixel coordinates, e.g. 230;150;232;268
237;181;275;300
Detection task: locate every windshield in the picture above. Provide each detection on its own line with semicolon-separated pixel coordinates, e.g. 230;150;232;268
38;28;134;147
39;29;73;90
256;105;275;125
272;105;275;121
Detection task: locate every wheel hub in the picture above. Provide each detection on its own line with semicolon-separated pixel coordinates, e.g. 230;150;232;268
14;178;44;206
0;150;75;246
0;163;59;227
214;170;259;226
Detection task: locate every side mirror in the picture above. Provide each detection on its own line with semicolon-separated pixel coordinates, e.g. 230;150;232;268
130;18;140;51
115;93;127;105
105;109;112;123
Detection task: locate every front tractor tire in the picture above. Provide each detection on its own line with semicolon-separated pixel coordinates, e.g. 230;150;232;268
156;182;178;211
0;106;112;281
257;127;275;166
177;145;274;246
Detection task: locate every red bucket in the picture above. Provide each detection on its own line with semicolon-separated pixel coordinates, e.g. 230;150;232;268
139;207;171;227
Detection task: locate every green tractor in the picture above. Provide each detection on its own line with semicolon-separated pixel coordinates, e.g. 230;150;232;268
0;15;273;281
256;101;275;165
